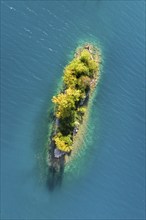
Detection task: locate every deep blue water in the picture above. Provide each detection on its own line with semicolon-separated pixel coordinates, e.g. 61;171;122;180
1;1;145;219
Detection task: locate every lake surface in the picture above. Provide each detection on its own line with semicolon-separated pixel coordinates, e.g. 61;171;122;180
1;1;145;219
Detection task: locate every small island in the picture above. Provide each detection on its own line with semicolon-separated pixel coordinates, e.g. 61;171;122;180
48;43;101;189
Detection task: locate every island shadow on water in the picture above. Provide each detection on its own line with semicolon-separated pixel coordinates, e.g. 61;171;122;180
47;115;66;191
47;156;65;191
31;101;63;192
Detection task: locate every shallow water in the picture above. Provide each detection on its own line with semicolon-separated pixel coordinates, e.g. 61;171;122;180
1;1;145;219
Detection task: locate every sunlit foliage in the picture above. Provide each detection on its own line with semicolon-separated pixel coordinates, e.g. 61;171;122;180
52;47;98;153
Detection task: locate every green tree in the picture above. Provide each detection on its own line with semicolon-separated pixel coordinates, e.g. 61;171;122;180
53;132;73;152
77;76;91;90
52;88;82;118
80;49;91;63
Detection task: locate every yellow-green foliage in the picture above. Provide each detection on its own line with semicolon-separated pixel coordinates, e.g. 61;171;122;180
52;88;82;118
78;76;91;90
80;49;98;75
74;61;89;75
88;59;98;73
52;47;98;153
63;70;78;88
77;106;86;115
53;136;73;152
66;59;88;74
63;59;89;88
53;132;73;153
80;49;91;63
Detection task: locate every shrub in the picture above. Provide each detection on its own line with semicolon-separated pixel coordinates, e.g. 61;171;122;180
53;133;73;152
52;88;82;118
80;49;91;63
77;106;86;115
77;76;91;90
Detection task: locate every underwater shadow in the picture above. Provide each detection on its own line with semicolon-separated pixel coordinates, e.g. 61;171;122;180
32;100;65;192
47;131;65;192
47;156;65;192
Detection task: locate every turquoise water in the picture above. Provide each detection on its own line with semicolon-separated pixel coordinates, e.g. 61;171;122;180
1;1;145;219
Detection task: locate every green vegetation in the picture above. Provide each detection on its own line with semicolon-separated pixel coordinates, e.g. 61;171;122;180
52;47;98;153
53;132;73;152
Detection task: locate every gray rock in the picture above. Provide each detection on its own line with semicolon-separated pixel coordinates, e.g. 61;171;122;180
54;148;65;158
